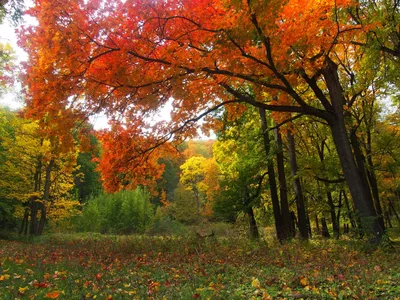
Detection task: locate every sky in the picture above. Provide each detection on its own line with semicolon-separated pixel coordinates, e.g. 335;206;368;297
0;18;26;110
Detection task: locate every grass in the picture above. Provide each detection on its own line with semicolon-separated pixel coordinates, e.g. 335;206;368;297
0;230;399;299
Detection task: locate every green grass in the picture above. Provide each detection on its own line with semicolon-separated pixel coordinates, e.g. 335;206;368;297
0;230;399;299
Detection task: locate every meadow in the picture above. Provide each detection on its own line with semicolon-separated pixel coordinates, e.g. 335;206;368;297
1;230;399;299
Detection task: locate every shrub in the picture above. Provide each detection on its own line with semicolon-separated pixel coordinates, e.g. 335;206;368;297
78;187;154;234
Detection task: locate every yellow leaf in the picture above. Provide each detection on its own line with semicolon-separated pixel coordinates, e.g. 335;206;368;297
251;278;261;289
18;286;29;295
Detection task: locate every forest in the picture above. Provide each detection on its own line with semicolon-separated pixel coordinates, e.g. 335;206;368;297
0;0;400;299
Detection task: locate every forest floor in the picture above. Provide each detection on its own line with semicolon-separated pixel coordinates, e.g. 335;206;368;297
0;229;399;299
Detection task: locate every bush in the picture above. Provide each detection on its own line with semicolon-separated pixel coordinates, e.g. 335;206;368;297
171;185;199;224
0;198;18;230
149;215;190;236
78;187;154;234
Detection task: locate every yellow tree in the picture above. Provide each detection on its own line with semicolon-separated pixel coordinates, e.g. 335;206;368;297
180;156;207;213
0;107;80;234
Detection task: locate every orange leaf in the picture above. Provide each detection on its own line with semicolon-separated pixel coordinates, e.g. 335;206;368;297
45;291;61;299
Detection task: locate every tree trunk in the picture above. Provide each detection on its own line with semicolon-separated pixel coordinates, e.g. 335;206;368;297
389;199;400;225
29;196;39;235
38;159;54;235
287;131;309;239
350;130;385;231
336;190;342;235
364;107;385;232
274;125;291;240
326;189;339;239
323;59;384;243
259;108;285;241
315;214;320;234
306;212;312;238
25;157;43;235
316;140;339;238
290;211;297;237
342;190;357;228
343;223;349;234
385;210;393;228
321;217;330;238
19;207;29;235
247;206;259;240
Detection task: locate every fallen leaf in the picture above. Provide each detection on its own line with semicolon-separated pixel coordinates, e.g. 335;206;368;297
45;291;61;299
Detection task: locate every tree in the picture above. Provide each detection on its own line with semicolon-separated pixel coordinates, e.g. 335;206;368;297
22;0;396;241
180;156;207;212
213;109;267;239
72;124;103;202
95;121;173;193
0;107;81;234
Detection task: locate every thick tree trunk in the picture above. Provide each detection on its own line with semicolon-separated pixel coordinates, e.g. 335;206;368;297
259;108;285;241
274;126;291;240
287;131;309;239
323;59;384;242
350;130;385;231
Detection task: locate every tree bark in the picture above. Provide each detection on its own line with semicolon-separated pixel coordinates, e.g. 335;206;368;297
38;159;54;235
323;58;384;242
336;190;342;235
326;188;339;239
342;190;357;228
274;125;291;240
385;210;393;228
315;214;320;234
316;139;339;238
287;131;309;239
29;196;39;235
389;199;400;225
259;108;285;241
290;211;297;237
247;206;259;240
321;217;330;238
19;207;29;235
350;129;385;231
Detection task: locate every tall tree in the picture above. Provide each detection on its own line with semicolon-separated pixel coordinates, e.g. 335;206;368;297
22;0;398;241
213;109;266;239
